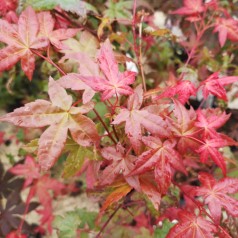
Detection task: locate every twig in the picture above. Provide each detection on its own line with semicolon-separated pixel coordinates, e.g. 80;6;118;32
31;48;66;76
96;204;122;238
93;108;117;145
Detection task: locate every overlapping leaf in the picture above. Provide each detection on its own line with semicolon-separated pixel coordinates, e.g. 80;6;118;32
0;6;48;80
99;144;139;190
214;18;238;47
37;11;79;49
171;0;205;21
80;39;136;101
113;85;169;153
195;109;231;138
9;156;40;188
156;80;196;104
57;73;95;104
198;72;238;101
193;172;238;223
167;99;199;153
167;210;217;238
130;136;186;194
197;138;228;175
0;77;99;170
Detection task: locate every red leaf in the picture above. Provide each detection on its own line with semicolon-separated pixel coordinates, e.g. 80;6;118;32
214;18;238;47
139;175;161;210
194;172;238;223
37;11;79;49
167;99;199;153
199;72;238;101
130;136;186;194
167;210;217;238
80;39;136;101
0;6;48;80
197;138;227;175
33;175;65;207
6;231;27;238
9;156;40;188
171;0;205;21
156;80;196;104
0;0;17;16
112;85;169;154
195;109;231;138
99;144;140;190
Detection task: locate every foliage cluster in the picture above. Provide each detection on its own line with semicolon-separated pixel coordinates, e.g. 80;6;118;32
1;0;238;237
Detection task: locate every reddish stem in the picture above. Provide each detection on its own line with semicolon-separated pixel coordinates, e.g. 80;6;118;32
31;48;66;76
93;108;117;145
17;186;35;234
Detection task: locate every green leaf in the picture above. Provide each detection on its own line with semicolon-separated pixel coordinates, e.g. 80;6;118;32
154;219;174;238
104;0;133;19
63;145;88;178
21;0;57;11
21;0;87;15
56;0;86;16
77;208;97;229
53;211;81;238
53;208;97;238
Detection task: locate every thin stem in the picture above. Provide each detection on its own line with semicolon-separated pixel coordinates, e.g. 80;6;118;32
132;0;146;92
96;204;122;238
31;48;66;76
17;186;35;234
132;0;139;59
138;15;147;92
93;108;117;145
112;125;119;142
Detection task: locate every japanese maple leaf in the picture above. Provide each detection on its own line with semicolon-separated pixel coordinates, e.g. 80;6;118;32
139;174;161;210
9;156;40;188
130;136;186;194
171;0;205;21
196;138;228;175
0;6;48;80
194;172;238;223
112;85;169;154
0;77;99;170
167;210;217;238
198;72;238;101
214;18;238;47
156;80;196;104
0;0;17;16
37;11;79;49
57;73;95;104
80;39;136;101
32;175;65;207
195;109;231;138
99;144;139;190
167;99;199;153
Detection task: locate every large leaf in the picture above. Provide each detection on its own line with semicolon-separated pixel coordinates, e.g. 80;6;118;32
0;6;48;80
193;172;238;223
0;77;99;170
80;39;136;101
166;210;217;238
